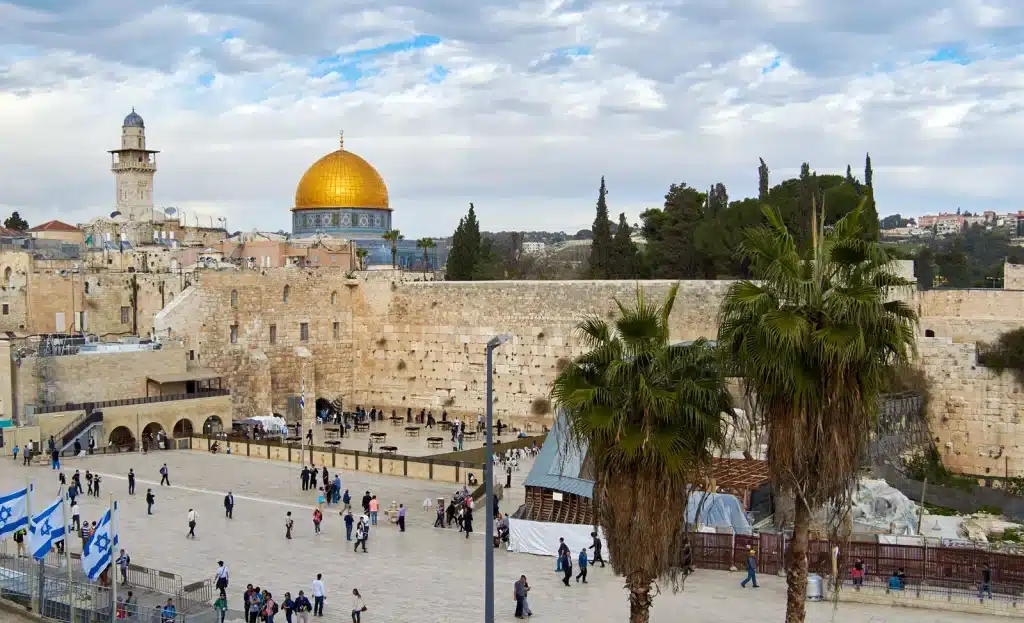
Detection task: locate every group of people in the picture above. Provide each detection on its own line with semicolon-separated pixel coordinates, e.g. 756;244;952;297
215;563;368;622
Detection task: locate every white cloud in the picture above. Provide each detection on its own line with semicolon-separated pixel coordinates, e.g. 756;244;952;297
0;0;1022;237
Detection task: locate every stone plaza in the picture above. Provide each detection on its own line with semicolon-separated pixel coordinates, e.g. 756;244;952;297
0;451;1005;623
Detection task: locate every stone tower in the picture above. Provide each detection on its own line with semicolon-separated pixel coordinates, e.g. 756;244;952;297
109;109;161;221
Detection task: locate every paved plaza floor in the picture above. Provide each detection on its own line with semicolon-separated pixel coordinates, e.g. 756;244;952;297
0;451;1004;622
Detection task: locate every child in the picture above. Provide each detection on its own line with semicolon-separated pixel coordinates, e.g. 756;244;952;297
313;508;322;534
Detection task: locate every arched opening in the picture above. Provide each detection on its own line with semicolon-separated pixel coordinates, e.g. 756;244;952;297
203;415;224;435
2;267;11;287
169;258;179;271
925;329;935;337
141;421;166;450
331;291;338;305
172;419;194;438
108;426;135;448
230;290;238;308
283;285;290;303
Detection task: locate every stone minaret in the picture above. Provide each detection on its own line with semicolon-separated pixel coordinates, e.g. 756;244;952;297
109;109;161;221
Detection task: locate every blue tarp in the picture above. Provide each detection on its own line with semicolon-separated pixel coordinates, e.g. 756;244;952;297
686;491;752;535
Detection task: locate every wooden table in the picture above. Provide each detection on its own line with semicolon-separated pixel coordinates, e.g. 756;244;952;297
390;417;405;426
463;430;477;441
323;427;340;440
370;432;387;442
380;445;398;455
439;421;452;431
426;437;444;449
324;440;341;448
405;426;421;437
354;422;370;432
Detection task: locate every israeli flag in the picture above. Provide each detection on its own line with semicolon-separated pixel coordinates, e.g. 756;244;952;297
0;487;29;539
299;379;305;411
28;497;66;560
82;503;118;581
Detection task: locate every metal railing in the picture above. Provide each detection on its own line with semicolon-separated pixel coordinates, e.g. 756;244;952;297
844;575;1022;610
35;389;230;415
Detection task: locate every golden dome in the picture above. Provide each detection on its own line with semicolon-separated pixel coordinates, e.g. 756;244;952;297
293;141;390;211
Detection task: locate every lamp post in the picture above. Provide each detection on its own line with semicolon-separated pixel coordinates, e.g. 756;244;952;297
485;332;512;623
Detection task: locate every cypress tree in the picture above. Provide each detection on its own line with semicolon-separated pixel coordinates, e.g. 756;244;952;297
845;165;855;185
611;213;637;278
864;153;873;188
445;203;482;280
758;158;769;200
588;177;614;279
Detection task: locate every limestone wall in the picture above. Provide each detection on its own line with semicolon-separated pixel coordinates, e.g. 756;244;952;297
0;251;31;332
916;289;1024;343
155;271;730;425
919;337;1024;477
13;343;185;412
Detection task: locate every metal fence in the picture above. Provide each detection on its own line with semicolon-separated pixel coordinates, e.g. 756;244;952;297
686;531;1024;591
847;575;1022;611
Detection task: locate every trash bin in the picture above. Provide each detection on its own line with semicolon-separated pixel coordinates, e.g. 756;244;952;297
806;573;824;601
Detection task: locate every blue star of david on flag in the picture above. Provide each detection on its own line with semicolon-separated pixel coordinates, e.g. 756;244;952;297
0;487;29;539
28;495;66;560
82;503;118;581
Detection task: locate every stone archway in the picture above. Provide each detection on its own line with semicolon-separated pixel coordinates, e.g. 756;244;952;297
203;415;224;435
141;421;166;450
172;419;194;438
108;426;135;448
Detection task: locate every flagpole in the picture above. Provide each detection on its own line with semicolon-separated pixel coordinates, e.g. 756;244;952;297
300;377;306;467
26;480;40;614
109;495;117;623
59;487;74;623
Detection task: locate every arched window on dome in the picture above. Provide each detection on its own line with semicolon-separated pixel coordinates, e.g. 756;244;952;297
230;289;238;309
331;291;338;305
283;285;290;304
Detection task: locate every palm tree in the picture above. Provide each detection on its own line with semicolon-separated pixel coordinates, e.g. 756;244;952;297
355;248;368;271
551;284;732;623
717;199;916;623
381;229;403;269
416;237;436;276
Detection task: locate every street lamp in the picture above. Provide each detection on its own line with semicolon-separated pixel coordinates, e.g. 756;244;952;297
485;332;512;623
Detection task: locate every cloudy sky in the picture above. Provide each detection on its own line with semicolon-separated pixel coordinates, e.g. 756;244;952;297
0;1;1021;237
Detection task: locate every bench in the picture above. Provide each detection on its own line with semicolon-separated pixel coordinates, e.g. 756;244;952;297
405;426;421;437
380;446;398;455
354;422;370;432
427;437;444;448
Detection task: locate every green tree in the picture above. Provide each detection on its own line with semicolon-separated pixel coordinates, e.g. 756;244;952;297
551;285;732;623
915;246;935;290
355;248;368;271
610;213;638;278
640;183;706;278
588;177;614;279
381;229;404;269
416;237;436;276
446;204;483;280
845;165;855;185
864;152;873;188
758;158;770;201
718;199;917;623
3;211;28;231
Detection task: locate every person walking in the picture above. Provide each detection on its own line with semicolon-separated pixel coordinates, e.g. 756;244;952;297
354;520;368;553
286;512;294;539
740;549;759;588
115;549;130;585
369;496;379;526
513;575;532;619
224;492;234;518
576;548;589;583
159;464;170;486
350;589;366;623
293;591;312;623
187;508;198;539
70;500;81;531
559;549;572;587
397;504;406;532
214;561;229;593
313;508;323;534
146;489;155;515
589;532;605;568
343;510;354;540
434;499;445;528
128;469;136;495
213;592;228;623
342;489;351;512
311;574;325;617
463;506;473;539
980;563;993;601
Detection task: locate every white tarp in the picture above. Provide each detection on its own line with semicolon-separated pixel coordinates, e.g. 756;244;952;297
507;518;609;562
245;415;288;435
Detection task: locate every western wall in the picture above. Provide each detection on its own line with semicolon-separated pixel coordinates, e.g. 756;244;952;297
153;268;1024;477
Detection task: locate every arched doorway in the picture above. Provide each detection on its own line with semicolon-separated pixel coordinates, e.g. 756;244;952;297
203;415;224;435
172;419;194;438
108;426;135;448
141;421;166;451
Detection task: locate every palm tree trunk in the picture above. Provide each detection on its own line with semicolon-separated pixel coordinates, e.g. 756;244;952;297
627;576;653;623
785;502;811;623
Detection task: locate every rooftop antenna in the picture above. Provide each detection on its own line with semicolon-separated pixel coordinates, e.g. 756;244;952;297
339;130;344;151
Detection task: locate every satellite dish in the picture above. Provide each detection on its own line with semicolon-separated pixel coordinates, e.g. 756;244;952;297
110;211;121;219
